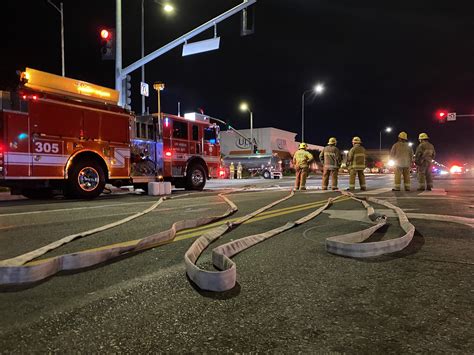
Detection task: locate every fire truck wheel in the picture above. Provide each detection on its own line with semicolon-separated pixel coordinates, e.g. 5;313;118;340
21;188;54;199
186;163;206;191
66;159;106;199
263;170;271;179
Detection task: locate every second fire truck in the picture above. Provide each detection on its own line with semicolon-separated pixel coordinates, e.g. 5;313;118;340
0;68;221;198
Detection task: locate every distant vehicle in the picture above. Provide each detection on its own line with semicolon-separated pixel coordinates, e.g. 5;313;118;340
222;154;282;179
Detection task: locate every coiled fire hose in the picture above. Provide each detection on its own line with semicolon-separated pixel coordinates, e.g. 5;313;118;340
185;190;415;292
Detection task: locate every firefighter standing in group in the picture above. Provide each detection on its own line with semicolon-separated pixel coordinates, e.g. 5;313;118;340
390;131;414;191
415;133;436;191
229;162;235;179
346;136;367;191
292;143;314;190
319;137;342;190
237;162;243;179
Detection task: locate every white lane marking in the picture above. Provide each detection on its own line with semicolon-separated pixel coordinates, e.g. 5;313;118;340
418;188;447;196
0;199;225;218
358;188;393;195
324;210;474;228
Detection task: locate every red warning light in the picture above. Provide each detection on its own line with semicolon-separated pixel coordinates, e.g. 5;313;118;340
435;109;448;123
100;29;110;40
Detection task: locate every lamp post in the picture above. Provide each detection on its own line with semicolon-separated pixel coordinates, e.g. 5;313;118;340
153;82;165;118
301;83;324;142
47;0;65;76
240;102;254;153
141;1;175;114
379;126;392;152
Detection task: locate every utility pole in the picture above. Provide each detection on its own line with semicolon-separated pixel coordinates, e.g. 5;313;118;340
141;0;146;114
47;1;65;76
115;0;123;105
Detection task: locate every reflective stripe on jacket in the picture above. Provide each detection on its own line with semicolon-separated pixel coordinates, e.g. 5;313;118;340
415;141;436;165
347;144;366;170
319;145;342;170
293;149;314;168
390;141;414;168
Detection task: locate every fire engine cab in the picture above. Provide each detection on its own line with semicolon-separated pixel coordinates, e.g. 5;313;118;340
0;68;221;198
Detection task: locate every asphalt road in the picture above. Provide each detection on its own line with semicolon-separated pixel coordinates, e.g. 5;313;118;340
0;174;473;353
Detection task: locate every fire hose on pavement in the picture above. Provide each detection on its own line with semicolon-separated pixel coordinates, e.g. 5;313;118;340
185;191;415;292
0;189;415;289
0;188;287;287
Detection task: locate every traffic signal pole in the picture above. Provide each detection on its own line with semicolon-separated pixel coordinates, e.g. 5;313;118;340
115;0;257;108
115;0;122;105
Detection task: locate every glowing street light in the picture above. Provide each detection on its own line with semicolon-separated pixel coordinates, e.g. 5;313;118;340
239;102;255;153
163;3;174;13
408;142;414;147
379;126;393;151
301;82;325;142
140;1;175;114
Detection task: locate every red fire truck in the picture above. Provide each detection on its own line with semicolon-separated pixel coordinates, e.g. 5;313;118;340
0;68;221;198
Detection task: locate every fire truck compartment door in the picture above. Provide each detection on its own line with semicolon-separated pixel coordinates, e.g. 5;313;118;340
5;112;31;177
31;136;67;177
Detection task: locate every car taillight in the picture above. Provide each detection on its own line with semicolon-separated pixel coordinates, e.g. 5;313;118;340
450;165;462;174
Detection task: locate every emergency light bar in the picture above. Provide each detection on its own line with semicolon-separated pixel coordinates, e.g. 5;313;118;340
184;112;211;123
21;68;119;105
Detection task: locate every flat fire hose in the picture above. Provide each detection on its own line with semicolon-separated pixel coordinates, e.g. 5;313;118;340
185;191;415;292
325;191;415;257
0;192;242;287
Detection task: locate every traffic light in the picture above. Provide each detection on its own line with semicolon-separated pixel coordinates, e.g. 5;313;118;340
253;145;259;154
122;75;131;110
100;28;115;60
435;109;448;123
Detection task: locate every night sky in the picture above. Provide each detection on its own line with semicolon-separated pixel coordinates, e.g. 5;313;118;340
2;0;473;163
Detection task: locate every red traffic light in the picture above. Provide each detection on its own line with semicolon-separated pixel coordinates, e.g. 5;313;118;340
435;109;448;122
100;29;110;40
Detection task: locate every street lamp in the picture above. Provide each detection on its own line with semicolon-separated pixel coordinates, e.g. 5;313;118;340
141;1;175;114
163;3;175;13
47;0;65;77
239;102;254;153
153;81;165;118
408;142;414;147
301;83;325;142
379;126;392;151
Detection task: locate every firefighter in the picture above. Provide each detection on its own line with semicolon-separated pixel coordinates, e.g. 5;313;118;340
292;142;314;190
346;136;367;191
390;131;414;191
415;133;436;191
319;137;342;190
229;162;235;179
237;162;243;179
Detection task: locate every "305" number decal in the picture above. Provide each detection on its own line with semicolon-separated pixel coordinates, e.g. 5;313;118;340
34;141;61;154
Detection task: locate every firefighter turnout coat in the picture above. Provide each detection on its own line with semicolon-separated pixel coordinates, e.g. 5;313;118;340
347;144;366;170
415;141;436;166
390;141;414;168
293;149;314;169
319;145;342;170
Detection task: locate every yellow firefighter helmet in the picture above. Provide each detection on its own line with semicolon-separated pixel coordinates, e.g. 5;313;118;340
398;131;408;140
299;142;308;149
328;137;337;145
418;132;429;140
352;136;362;144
